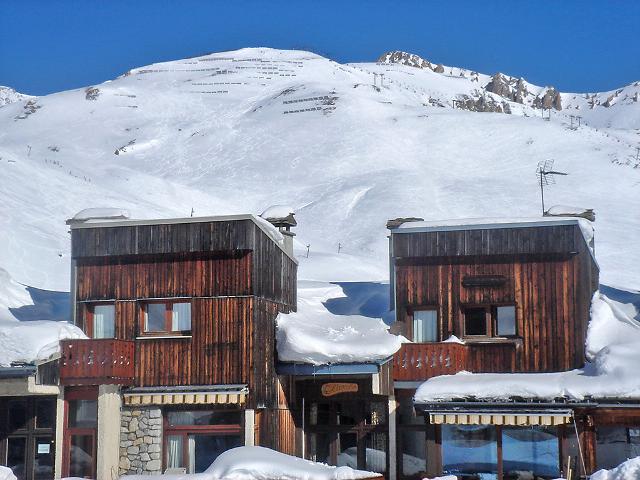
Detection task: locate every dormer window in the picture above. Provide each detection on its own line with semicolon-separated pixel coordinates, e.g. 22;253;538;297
142;301;192;335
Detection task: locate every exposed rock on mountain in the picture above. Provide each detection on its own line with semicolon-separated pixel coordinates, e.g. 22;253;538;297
378;51;440;73
533;87;562;110
485;73;529;104
0;86;32;107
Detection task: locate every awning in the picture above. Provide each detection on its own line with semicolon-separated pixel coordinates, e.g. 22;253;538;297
123;385;248;406
428;410;572;426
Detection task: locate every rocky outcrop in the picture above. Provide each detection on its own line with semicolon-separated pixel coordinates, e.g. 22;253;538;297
484;73;529;104
377;51;445;74
455;94;512;114
532;87;562;110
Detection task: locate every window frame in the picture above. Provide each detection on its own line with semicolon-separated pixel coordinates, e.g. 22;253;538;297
162;407;243;473
84;302;116;339
139;300;192;337
63;387;98;479
462;304;518;339
409;307;440;343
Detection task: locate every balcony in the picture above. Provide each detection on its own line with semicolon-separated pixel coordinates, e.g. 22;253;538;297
393;341;518;382
59;339;135;385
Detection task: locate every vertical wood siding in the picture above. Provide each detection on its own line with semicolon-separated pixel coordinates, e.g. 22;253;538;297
393;224;598;373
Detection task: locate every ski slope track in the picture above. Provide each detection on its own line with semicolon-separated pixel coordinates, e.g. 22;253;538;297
0;48;639;303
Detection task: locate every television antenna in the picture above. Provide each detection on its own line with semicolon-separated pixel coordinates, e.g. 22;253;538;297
536;159;568;215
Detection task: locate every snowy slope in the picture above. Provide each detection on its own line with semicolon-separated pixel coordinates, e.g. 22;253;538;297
0;86;31;107
0;47;639;303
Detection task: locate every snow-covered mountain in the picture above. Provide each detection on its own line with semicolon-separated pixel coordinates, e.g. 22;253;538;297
378;50;640;130
0;86;31;107
0;47;639;305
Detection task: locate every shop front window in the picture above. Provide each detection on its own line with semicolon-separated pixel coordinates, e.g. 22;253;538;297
1;396;57;480
442;425;498;479
596;426;640;470
502;426;559;479
164;408;242;473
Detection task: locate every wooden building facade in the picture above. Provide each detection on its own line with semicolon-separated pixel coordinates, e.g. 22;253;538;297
388;218;607;480
59;214;298;479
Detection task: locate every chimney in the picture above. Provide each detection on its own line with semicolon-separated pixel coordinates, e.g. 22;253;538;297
260;205;296;257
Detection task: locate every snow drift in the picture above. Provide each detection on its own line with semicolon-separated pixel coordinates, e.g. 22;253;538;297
120;446;378;480
276;282;404;365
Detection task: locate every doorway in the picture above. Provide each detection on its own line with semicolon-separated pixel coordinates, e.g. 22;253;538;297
305;399;389;475
0;397;56;480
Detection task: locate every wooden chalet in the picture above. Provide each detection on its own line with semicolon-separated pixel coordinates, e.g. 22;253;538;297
387;217;640;480
58;214;298;479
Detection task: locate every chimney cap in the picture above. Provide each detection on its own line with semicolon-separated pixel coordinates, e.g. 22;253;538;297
386;217;424;230
260;205;296;228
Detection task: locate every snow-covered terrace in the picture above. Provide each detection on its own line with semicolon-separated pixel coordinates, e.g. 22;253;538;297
414;292;640;405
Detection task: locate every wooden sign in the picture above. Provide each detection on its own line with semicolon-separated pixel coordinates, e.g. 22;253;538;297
462;275;507;288
321;383;359;397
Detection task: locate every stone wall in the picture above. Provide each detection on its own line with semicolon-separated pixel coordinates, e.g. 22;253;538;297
119;407;163;475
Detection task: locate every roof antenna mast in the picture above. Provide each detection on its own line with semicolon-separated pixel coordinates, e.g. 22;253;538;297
535;159;568;215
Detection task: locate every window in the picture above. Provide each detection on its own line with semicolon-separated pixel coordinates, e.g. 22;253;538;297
464;308;489;336
84;304;115;339
496;306;516;336
1;396;57;480
142;301;191;335
596;426;640;470
463;305;517;338
412;309;438;342
502;426;559;478
164;408;242;473
442;425;498;478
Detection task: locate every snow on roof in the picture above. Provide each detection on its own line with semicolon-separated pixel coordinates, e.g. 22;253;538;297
70;207;130;222
0;320;87;367
394;216;595;252
276;282;404;365
414;292;640;403
0;268;33;323
546;205;593;216
590;456;640;480
121;446;378;480
260;204;295;220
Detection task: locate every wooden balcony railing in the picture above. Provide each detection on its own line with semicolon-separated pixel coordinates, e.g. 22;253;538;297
393;341;518;382
59;339;135;385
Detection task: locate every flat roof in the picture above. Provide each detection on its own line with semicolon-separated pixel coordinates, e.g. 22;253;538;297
69;213;297;263
390;216;584;234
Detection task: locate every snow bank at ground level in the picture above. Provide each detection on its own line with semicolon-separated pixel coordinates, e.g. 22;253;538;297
0;466;17;480
276;281;404;365
0;320;86;366
415;291;640;402
121;446;378;480
590;456;640;480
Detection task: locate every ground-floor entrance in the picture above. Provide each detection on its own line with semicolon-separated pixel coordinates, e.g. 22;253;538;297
298;379;391;477
0;396;56;480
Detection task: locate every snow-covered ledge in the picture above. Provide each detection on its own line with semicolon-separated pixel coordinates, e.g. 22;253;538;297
414;292;640;404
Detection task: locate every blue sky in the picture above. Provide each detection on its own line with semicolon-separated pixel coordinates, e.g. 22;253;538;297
1;1;639;95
